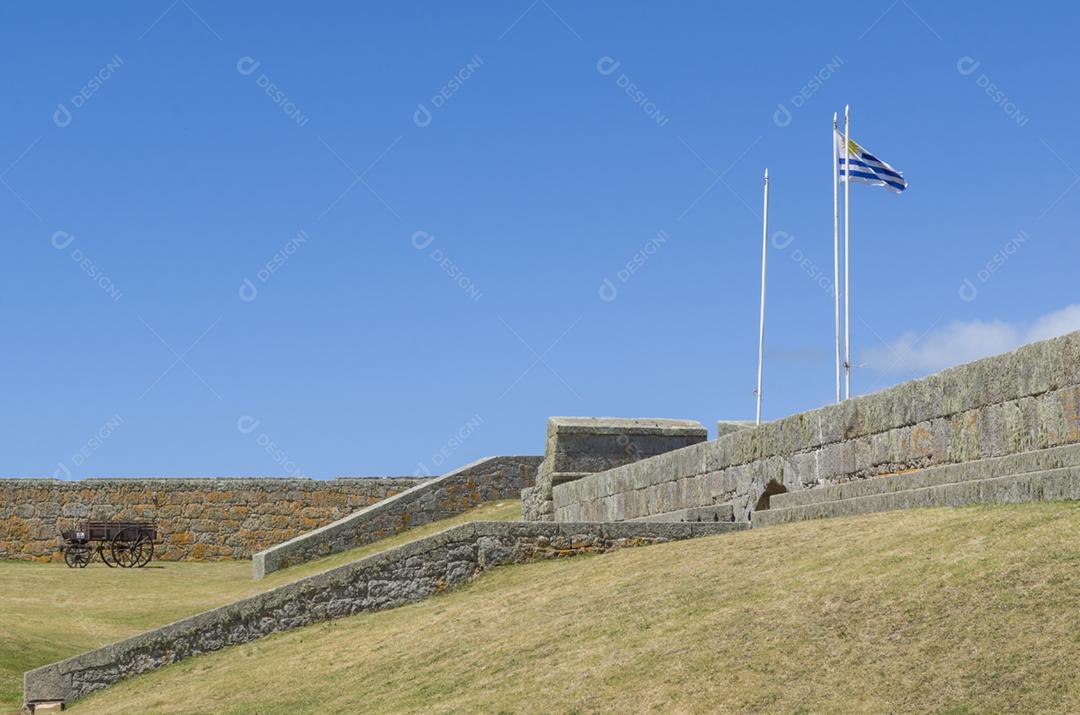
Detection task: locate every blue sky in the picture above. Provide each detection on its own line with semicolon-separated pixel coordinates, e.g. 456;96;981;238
2;1;1078;478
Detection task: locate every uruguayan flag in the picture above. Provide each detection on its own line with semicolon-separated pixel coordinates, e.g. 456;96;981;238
835;130;907;194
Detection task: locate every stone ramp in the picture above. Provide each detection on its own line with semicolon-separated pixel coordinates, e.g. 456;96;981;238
23;520;745;710
252;455;541;579
755;445;1080;527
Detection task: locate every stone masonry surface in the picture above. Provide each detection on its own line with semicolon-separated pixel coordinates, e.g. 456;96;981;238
23;520;743;708
522;417;706;521
253;456;542;578
553;330;1080;522
0;477;425;562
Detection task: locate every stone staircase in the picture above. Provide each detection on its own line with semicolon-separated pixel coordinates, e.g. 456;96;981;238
754;444;1080;528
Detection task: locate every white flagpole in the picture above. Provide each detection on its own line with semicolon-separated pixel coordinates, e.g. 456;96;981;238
756;168;769;425
843;104;852;400
832;112;841;404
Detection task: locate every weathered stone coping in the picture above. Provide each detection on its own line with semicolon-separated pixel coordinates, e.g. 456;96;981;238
252;456;541;578
546;417;708;436
24;519;742;709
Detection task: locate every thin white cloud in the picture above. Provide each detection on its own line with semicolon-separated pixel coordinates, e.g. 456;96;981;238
863;305;1080;375
1026;304;1080;343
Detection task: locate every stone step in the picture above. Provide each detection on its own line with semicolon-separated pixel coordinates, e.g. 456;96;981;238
771;443;1080;511
754;466;1080;528
629;504;734;523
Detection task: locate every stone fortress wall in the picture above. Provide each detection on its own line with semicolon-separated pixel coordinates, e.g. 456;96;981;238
0;477;426;561
551;331;1080;523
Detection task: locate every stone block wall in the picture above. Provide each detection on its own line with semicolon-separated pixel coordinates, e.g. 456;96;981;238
553;330;1080;523
253;456;542;577
0;477;425;562
522;417;707;521
25;519;737;708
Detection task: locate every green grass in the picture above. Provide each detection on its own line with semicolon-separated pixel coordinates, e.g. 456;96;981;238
0;499;521;714
62;503;1080;714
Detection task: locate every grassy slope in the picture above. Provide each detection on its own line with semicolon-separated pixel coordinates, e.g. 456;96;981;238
0;500;521;713
68;503;1080;715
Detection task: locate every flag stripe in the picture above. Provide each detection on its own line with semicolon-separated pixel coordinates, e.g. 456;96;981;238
839;157;904;180
842;171;906;192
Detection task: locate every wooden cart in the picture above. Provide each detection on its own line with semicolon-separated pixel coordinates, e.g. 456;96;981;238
61;521;157;568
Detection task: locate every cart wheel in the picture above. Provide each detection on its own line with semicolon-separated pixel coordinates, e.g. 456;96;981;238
111;527;145;568
99;543;117;568
63;543;91;569
136;539;154;567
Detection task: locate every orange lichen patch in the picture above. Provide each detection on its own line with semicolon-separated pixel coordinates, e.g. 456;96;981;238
911;425;933;456
1061;387;1080;441
1;478;429;562
879;466;922;477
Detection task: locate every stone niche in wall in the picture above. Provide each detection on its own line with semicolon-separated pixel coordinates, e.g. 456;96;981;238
521;416;708;521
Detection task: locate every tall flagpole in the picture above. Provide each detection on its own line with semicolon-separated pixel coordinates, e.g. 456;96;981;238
756;168;769;425
832;112;841;404
843;104;852;400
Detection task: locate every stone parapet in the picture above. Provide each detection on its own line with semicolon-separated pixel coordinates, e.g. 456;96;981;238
553;330;1080;523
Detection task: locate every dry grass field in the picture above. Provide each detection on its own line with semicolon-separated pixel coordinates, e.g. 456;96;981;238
48;502;1080;714
0;500;522;714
